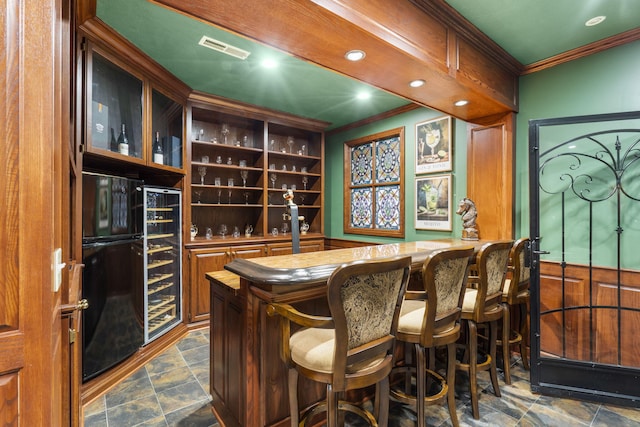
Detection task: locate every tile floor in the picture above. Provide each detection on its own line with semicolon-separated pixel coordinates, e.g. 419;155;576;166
83;329;640;427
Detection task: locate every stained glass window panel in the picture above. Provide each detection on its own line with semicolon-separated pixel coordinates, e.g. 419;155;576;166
350;188;373;228
350;143;373;185
375;137;401;183
375;185;401;229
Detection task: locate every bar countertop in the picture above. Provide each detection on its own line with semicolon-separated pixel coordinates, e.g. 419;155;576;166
210;239;490;292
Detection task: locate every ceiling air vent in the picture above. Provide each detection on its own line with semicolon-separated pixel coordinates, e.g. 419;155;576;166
198;36;251;60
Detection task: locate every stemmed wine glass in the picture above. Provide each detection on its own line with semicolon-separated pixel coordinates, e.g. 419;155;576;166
217;189;222;204
228;189;233;204
299;194;306;206
243;191;250;204
270;172;278;189
269;139;276;152
286;136;295;154
281;222;289;235
219;224;228;238
240;169;249;187
301;174;309;191
221;123;230;144
198;166;207;185
194;190;203;204
426;128;441;160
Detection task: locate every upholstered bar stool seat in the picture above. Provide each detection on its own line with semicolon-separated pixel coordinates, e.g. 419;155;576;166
390;246;475;427
268;255;412;427
456;240;512;420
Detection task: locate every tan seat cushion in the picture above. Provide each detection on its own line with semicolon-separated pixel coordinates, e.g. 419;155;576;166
289;327;385;374
462;288;478;313
397;299;425;335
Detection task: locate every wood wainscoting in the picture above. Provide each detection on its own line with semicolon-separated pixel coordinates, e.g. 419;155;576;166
539;261;640;366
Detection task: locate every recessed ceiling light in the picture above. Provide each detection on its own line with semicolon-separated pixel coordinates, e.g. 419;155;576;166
356;91;371;100
409;79;425;88
585;16;606;26
345;50;366;61
454;100;468;107
261;58;278;69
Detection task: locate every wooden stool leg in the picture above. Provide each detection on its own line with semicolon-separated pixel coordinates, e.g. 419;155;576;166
520;301;530;370
489;320;501;398
327;386;338;427
288;368;299;427
446;342;459;427
468;320;480;419
377;376;390;427
502;303;512;384
416;343;426;427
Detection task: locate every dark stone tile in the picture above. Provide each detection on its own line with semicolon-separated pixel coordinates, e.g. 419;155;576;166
84;396;106;417
189;359;210;391
105;370;154;408
156;380;210;415
83;410;107;427
164;400;219;427
145;346;186;375
149;365;197;393
106;394;164;427
517;402;590;426
181;344;209;366
592;406;640;427
534;394;599;425
135;415;169;426
457;402;519;426
177;333;209;352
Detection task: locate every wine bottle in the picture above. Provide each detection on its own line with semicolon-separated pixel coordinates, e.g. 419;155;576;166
117;123;129;156
110;127;117;152
153;131;164;165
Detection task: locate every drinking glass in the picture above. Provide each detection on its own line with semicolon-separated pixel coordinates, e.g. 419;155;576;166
219;224;228;238
214;177;221;186
287;136;295;153
240;169;249;187
270;173;278;188
217;189;222;204
198;166;207;185
426;128;441;159
201;155;209;163
194;190;202;204
228;177;234;187
281;222;289;235
243;191;250;204
221;123;230;144
228;189;233;204
205;227;213;239
302;175;309;190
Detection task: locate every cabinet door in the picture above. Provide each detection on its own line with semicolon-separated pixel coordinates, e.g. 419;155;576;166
189;249;229;323
232;244;266;259
266;240;323;256
301;239;324;253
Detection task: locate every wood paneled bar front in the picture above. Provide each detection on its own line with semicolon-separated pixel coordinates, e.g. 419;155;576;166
205;239;489;427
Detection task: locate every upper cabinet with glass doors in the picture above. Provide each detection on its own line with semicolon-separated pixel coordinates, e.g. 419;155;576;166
83;43;185;173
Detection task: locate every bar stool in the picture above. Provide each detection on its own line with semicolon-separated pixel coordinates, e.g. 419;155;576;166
390;246;475;427
456;240;512;419
498;237;531;384
267;255;411;427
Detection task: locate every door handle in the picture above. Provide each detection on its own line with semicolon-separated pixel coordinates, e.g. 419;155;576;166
532;250;550;255
76;299;89;310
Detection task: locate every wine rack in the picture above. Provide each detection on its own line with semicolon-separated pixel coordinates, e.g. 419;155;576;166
143;186;182;343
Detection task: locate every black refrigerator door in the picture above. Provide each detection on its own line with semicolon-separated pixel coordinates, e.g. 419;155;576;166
82;238;144;382
82;172;143;241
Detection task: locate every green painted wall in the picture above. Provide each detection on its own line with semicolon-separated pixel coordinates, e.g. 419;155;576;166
515;39;640;237
325;107;469;243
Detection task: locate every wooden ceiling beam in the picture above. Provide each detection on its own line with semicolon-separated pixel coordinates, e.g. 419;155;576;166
151;0;520;121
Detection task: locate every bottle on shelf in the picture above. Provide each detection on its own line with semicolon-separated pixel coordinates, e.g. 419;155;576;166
117;123;129;156
153;131;164;165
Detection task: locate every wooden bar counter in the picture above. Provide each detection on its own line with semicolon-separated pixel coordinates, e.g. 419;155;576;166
205;239;487;427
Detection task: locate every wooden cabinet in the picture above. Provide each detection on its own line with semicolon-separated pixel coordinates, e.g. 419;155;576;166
266;239;325;256
188;245;266;323
187;97;325;243
82;41;186;174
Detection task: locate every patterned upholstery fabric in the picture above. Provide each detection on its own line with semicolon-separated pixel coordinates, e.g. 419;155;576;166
519;249;530;282
289;268;405;374
341;269;404;349
434;257;469;316
486;248;510;295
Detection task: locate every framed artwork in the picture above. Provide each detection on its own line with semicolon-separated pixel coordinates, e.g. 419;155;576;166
415;174;452;231
415;116;452;174
343;127;405;238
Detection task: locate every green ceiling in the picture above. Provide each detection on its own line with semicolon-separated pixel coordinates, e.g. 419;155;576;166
96;0;639;130
96;0;410;130
444;0;640;64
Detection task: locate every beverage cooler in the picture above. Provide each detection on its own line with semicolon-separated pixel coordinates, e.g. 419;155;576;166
144;187;182;343
81;172;145;382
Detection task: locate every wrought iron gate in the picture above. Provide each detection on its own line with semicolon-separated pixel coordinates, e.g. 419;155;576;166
529;111;640;406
